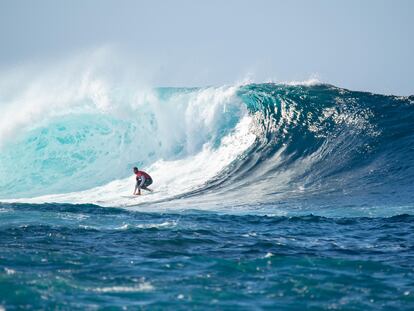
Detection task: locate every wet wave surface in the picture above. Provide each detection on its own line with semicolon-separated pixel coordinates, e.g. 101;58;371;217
1;83;413;217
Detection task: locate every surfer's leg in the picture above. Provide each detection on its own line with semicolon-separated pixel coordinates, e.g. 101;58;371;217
141;178;153;191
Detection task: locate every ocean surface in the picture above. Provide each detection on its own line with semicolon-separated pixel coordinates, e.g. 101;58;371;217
0;83;413;309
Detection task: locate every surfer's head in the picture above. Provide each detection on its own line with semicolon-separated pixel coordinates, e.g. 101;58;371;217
133;167;138;173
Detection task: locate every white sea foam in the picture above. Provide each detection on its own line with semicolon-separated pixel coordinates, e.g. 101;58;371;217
136;221;177;229
93;282;154;293
0;48;123;147
283;78;321;86
6;114;256;210
4;267;16;275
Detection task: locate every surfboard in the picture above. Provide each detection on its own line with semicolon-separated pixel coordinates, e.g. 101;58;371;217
121;195;139;199
121;192;155;199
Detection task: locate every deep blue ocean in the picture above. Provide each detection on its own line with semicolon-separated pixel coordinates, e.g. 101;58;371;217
1;83;413;309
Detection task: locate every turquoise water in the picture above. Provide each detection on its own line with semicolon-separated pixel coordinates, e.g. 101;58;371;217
1;83;413;309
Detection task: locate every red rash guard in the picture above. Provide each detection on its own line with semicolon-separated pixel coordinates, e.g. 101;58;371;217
135;171;151;180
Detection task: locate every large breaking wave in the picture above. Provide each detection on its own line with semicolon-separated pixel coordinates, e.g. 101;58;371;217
1;81;413;215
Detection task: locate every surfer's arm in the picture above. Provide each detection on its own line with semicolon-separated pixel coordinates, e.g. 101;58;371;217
134;179;141;195
139;175;146;188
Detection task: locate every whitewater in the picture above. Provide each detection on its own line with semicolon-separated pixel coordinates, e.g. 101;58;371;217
1;73;414;309
0;84;257;209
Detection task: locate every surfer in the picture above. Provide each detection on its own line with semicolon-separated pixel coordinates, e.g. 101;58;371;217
133;167;153;195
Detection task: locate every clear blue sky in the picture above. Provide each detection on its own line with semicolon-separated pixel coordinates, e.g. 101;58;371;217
1;0;413;95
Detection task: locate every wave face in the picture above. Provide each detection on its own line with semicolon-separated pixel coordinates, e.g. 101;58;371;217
1;83;413;216
219;84;414;208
